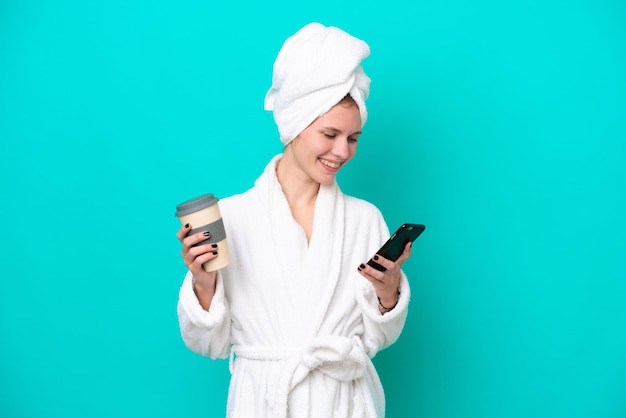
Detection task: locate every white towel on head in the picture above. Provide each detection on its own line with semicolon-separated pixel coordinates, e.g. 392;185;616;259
264;22;371;145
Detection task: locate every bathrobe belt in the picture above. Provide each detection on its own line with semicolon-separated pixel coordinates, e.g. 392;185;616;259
231;335;372;418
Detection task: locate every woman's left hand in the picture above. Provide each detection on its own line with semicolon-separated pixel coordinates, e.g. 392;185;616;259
357;242;412;311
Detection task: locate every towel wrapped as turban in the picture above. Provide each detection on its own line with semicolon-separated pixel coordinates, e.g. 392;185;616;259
264;23;371;145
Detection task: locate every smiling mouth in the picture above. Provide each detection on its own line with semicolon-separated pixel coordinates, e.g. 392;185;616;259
320;158;341;169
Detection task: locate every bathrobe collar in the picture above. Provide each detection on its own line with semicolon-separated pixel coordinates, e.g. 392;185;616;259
253;154;346;339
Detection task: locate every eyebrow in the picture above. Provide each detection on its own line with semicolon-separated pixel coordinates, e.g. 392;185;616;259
322;127;362;136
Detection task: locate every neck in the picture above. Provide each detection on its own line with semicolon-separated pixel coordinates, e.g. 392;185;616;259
276;154;320;210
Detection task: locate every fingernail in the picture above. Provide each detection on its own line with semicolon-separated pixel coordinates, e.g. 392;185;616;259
359;263;366;270
203;231;211;237
211;244;218;248
212;251;218;255
373;255;379;261
185;223;190;228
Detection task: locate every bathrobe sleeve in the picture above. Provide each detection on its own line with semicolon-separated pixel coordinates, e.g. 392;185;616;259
177;270;231;359
355;272;410;357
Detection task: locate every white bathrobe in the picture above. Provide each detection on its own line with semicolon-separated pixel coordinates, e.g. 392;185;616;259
178;154;410;418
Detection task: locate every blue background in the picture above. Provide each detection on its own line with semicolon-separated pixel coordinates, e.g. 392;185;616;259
1;1;625;417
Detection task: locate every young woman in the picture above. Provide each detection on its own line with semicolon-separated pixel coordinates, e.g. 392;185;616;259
176;22;413;418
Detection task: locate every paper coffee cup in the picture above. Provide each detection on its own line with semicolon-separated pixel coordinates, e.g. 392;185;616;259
175;193;231;272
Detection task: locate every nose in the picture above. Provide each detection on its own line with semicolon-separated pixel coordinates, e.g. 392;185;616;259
332;137;351;160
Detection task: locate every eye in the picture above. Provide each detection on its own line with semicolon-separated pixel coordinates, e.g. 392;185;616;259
348;137;359;143
323;132;336;139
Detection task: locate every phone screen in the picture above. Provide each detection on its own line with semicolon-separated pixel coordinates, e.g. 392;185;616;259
366;223;425;271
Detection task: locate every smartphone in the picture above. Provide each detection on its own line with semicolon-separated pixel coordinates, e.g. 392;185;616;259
366;223;425;271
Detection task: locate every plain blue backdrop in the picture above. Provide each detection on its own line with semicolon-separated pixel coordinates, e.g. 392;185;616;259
1;0;625;417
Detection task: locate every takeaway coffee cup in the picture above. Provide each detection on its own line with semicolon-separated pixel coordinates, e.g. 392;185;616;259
175;193;231;272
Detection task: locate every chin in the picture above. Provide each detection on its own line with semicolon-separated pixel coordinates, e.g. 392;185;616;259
317;173;337;186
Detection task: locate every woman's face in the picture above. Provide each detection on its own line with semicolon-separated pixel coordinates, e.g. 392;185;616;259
287;101;362;186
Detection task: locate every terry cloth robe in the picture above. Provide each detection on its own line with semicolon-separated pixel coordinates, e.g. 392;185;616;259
177;154;411;418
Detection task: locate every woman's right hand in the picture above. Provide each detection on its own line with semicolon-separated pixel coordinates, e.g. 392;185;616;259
176;223;219;306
